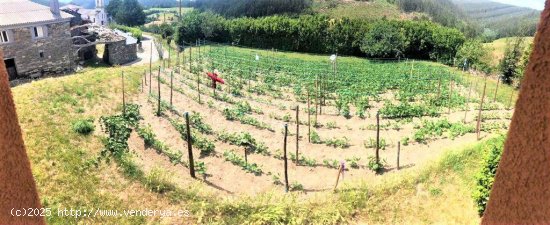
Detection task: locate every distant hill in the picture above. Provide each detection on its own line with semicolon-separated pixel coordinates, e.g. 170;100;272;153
452;0;540;39
314;0;420;21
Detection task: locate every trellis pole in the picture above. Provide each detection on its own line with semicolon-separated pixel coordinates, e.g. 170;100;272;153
477;78;488;140
185;112;196;178
295;105;300;165
283;124;289;192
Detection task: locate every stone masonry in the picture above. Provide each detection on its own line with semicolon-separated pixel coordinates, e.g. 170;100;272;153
104;40;137;65
1;22;74;78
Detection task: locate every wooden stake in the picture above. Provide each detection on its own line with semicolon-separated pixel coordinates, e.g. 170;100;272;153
333;164;343;191
397;141;401;170
157;67;161;116
149;67;152;94
170;71;173;106
307;89;311;143
437;76;442;99
376;111;380;164
144;70;147;85
283;124;289;192
494;77;500;102
448;78;453;114
315;79;319;126
296;105;299;165
244;148;248;165
141;70;144;93
185;112;196;178
149;41;152;77
122;71;126;114
197;72;201;104
464;80;473;123
477;79;488;140
168;45;171;68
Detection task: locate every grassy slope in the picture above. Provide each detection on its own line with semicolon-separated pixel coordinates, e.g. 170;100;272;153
484;37;534;67
14;64;182;224
15;43;507;223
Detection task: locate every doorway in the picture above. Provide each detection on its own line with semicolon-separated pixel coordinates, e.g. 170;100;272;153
4;58;17;80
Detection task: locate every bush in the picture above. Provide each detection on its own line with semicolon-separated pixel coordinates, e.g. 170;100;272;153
72;119;94;135
360;20;408;58
174;11;464;61
472;136;505;216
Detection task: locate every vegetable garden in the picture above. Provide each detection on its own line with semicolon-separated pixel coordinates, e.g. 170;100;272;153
109;41;513;195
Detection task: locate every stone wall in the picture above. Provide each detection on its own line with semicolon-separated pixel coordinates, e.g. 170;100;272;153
0;22;74;78
103;40;137;65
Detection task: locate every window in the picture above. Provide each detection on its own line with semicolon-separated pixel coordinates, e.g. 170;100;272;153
0;30;9;43
32;26;46;38
39;51;44;58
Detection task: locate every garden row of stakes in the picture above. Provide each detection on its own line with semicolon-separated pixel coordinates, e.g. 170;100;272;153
115;39;512;193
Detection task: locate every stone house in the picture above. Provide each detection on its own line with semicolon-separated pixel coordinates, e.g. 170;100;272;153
0;0;74;80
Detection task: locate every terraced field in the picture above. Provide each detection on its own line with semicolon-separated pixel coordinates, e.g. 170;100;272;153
120;44;513;195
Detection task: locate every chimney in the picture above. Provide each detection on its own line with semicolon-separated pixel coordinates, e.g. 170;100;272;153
50;0;60;16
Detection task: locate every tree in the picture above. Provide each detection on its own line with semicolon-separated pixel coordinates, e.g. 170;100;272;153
360;21;408;58
515;42;533;87
110;0;146;26
106;0;122;19
456;39;491;72
499;38;525;84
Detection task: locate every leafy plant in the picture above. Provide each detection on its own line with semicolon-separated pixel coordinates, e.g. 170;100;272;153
473;136;505;216
310;130;323;144
72;118;94;135
223;151;263;175
367;156;385;173
346;157;361;169
325;137;351;149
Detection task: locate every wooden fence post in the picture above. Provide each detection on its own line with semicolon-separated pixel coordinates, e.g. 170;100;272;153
283;124;289;192
397;141;401;170
185;112;196;178
477;79;488;140
376;111;380;164
170;71;173;107
296;105;299;165
157;66;161;116
149;67;152;94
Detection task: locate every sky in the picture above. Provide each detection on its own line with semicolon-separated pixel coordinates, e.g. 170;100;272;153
492;0;545;10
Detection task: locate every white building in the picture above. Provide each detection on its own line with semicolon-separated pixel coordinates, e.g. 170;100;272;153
61;0;108;26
